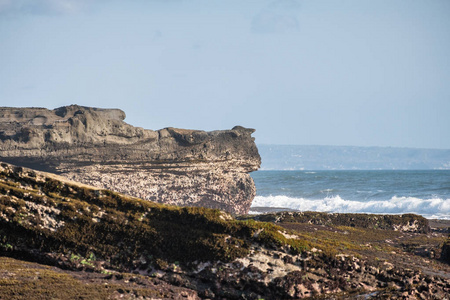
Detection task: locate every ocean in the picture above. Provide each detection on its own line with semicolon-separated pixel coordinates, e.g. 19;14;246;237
250;170;450;219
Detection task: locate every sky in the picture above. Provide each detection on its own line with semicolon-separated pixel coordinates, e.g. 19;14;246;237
1;0;449;149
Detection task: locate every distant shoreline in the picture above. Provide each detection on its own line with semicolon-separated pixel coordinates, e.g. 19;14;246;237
258;144;450;170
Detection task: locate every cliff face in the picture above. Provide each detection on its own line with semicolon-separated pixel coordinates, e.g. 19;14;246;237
0;105;260;214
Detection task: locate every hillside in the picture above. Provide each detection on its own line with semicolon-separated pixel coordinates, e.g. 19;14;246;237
259;144;450;170
0;162;449;299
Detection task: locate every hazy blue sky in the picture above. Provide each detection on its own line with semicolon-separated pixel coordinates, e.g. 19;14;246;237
1;0;449;148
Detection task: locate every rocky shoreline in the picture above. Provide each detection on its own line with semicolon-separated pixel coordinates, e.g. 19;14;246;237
0;162;449;299
251;207;450;234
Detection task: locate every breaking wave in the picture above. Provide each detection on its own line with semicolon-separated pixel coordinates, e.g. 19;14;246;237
250;195;450;219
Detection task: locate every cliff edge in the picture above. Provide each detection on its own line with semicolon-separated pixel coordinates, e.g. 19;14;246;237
0;105;260;214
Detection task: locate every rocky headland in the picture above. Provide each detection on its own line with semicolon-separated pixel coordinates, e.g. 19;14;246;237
0;105;260;214
1;105;450;299
0;162;449;299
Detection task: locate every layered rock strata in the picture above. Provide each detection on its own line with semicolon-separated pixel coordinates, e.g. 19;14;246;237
0;105;260;214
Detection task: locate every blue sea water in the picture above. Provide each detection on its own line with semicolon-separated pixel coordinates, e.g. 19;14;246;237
250;170;450;219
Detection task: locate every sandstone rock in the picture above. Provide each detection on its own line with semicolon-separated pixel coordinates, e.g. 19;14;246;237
0;105;260;214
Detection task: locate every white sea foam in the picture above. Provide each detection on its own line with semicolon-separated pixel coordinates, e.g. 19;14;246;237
251;195;450;219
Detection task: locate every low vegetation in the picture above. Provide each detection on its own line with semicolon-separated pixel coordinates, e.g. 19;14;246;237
1;162;449;299
0;163;310;273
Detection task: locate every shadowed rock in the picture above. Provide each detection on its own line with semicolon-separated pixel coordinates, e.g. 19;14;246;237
0;105;260;214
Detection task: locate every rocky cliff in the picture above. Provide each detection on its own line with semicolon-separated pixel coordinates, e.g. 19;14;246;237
0;105;260;214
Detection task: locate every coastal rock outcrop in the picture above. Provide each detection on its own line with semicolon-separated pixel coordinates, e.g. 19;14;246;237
0;105;260;214
1;162;449;299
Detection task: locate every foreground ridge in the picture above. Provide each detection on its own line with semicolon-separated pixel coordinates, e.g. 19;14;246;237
0;105;260;214
0;162;449;299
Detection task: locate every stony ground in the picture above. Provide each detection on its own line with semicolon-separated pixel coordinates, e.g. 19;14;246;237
278;220;450;277
0;256;200;300
2;220;449;299
230;213;450;299
0;162;449;299
2;219;449;300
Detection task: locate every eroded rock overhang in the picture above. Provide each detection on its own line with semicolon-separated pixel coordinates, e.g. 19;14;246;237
0;105;261;214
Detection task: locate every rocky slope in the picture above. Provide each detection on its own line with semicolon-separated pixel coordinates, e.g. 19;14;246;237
1;162;449;299
0;105;260;214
